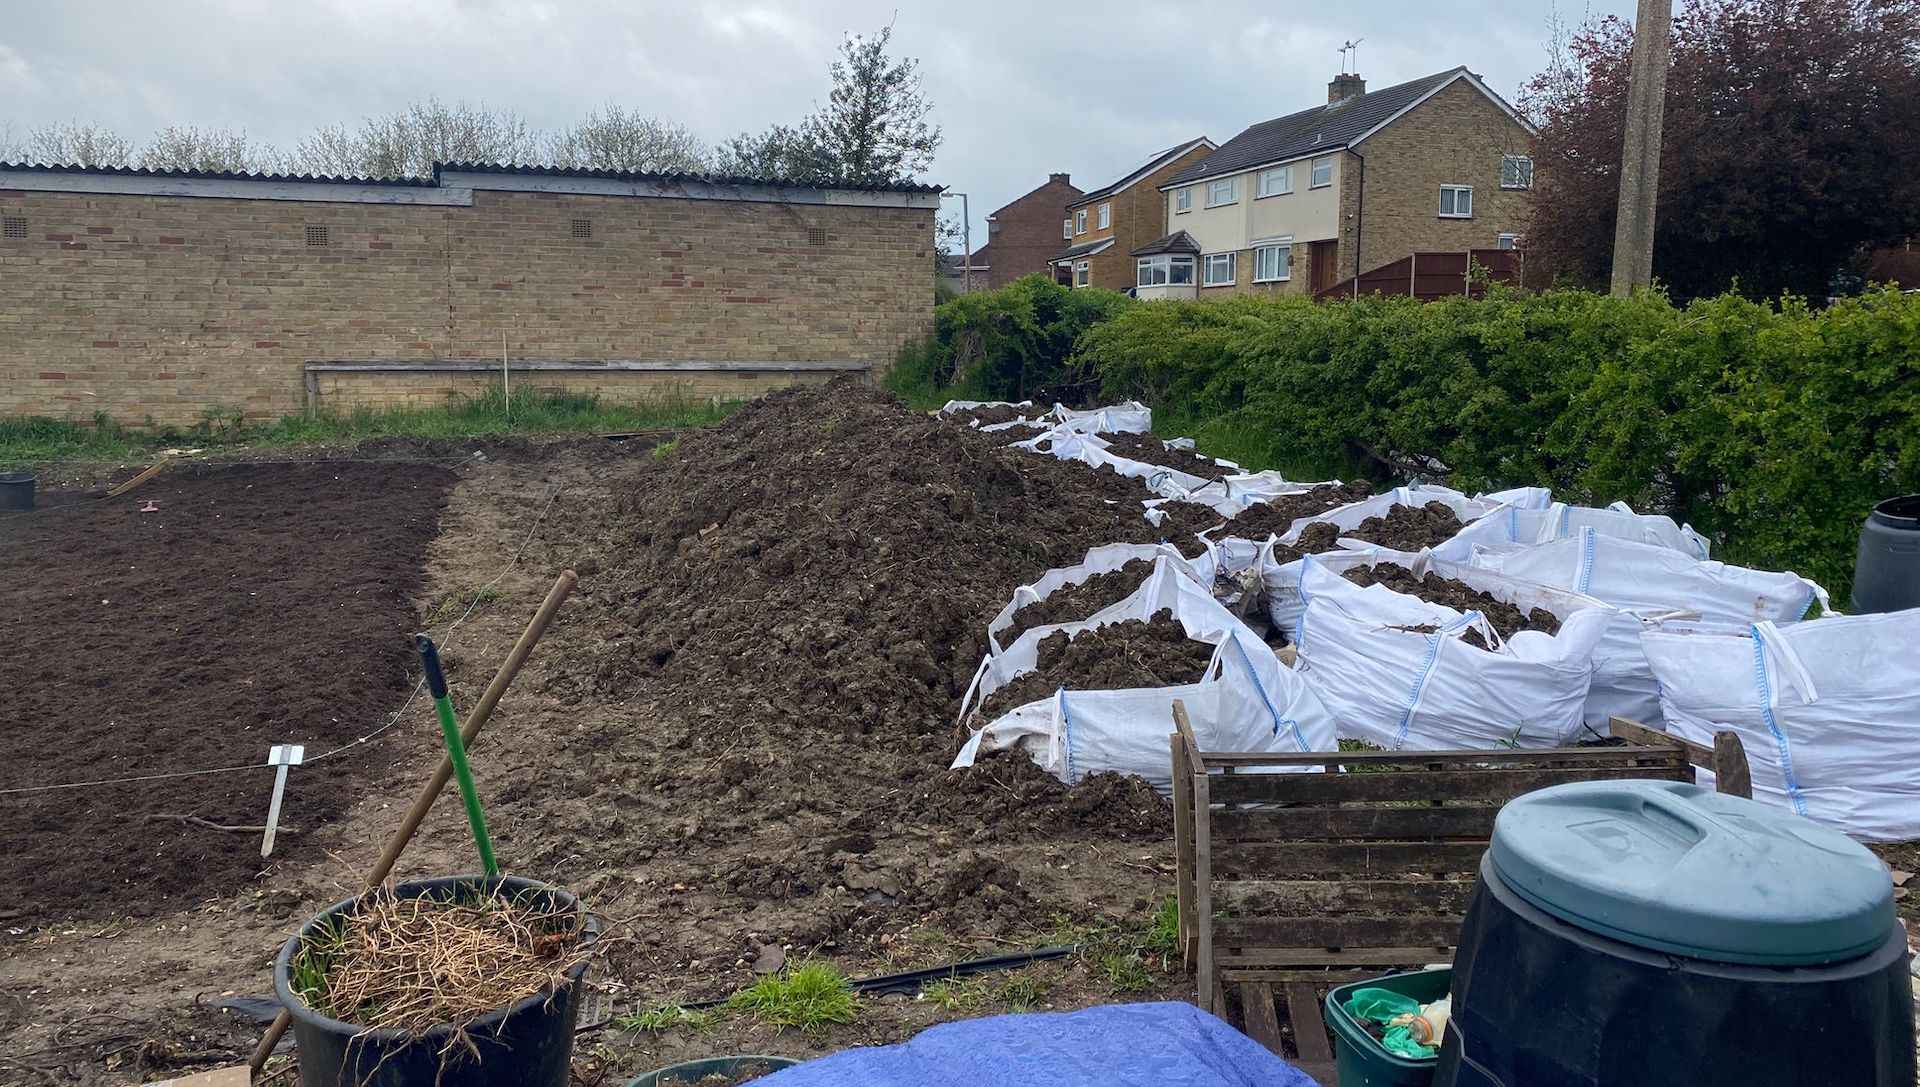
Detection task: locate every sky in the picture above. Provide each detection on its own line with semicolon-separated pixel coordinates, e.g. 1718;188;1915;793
0;0;1636;243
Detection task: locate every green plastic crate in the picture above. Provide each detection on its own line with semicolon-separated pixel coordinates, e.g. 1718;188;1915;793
1321;966;1451;1087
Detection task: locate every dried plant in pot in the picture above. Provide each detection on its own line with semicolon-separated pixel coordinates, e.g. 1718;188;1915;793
272;875;599;1087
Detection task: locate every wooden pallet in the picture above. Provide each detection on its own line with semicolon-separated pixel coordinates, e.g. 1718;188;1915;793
1170;703;1752;1084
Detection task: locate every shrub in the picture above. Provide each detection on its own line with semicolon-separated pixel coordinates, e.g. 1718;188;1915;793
892;275;1132;402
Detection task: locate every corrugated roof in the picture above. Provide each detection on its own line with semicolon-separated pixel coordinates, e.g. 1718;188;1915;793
0;161;434;185
1132;230;1202;257
0;160;944;194
1065;137;1214;210
1162;68;1505;189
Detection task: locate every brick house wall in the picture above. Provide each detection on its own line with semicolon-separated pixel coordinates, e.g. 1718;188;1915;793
0;173;935;422
1337;79;1533;283
1071;143;1215;292
984;175;1082;289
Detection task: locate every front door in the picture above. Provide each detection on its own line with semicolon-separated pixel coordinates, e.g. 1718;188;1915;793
1309;240;1340;293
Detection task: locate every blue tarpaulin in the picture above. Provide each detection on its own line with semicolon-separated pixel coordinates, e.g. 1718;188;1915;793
752;1001;1322;1087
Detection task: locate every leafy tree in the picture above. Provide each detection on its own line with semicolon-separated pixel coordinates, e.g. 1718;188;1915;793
295;97;538;178
547;106;710;173
22;121;136;167
1522;0;1920;300
718;24;939;186
140;126;290;174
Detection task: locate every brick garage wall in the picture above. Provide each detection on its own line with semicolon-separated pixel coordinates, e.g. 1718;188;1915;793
984;177;1082;289
312;366;844;411
1343;80;1533;279
0;186;933;423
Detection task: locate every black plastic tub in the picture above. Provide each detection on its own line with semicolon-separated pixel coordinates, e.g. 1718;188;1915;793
0;471;33;512
1855;494;1920;613
272;875;599;1087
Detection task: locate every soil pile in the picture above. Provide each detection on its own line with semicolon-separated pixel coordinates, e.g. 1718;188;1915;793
999;558;1156;648
976;610;1217;723
500;381;1182;964
1092;432;1229;478
942;404;1032;428
0;463;453;918
1342;563;1563;645
1156;482;1374;541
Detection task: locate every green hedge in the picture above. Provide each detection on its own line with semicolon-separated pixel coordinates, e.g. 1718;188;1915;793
890;275;1132;402
1072;286;1920;596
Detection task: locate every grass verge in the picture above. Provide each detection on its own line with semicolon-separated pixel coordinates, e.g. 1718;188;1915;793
0;386;739;465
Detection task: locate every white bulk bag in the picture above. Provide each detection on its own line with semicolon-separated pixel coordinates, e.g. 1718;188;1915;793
1641;614;1920;842
953;557;1337;791
1260;485;1509;639
1471;529;1829;726
985;543;1204;656
1432;500;1711;562
1152;472;1351;522
1018;428;1214;499
1474;486;1555;509
1290;549;1614;750
1046;401;1153;434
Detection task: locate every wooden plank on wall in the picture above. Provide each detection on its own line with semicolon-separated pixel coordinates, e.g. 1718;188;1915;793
1216;915;1465;950
1206;763;1690;806
1216;878;1478;917
1214;840;1489;879
1211;804;1502;842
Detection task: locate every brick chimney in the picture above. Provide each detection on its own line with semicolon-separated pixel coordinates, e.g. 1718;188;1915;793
1048;172;1071;184
1328;73;1367;103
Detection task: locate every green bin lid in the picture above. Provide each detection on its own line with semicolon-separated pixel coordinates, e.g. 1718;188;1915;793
1488;780;1894;965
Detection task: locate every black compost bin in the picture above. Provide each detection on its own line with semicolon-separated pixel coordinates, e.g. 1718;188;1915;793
1436;780;1913;1087
0;471;34;512
1855;494;1920;613
272;875;599;1087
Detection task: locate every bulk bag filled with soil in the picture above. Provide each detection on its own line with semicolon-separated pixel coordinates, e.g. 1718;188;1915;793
1432;499;1711;562
1260;485;1509;639
1151;471;1350;521
1018;428;1215;500
1641;613;1920;841
952;556;1336;791
985;543;1207;656
1470;528;1830;726
1290;549;1614;750
937;400;1046;432
1045;401;1153;435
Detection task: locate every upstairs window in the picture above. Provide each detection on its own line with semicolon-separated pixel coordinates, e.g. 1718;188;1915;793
1062;218;1073;240
1501;154;1534;190
1439;185;1474;218
1206;178;1236;207
1097;203;1111;230
1257;166;1294;198
1175;187;1192;213
1075;209;1088;234
1310;156;1334;188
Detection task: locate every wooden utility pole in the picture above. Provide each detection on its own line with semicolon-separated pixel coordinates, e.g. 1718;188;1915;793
1610;0;1674;296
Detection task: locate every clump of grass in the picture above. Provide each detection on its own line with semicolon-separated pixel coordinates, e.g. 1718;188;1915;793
723;962;857;1031
429;584;505;624
651;438;682;460
617;1000;717;1034
1141;894;1181;957
994;974;1051;1013
290;886;588;1031
920;976;988;1011
1097;949;1154;992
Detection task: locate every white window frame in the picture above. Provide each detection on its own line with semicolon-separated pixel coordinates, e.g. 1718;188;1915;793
1097;203;1111;230
1062;218;1072;240
1252;237;1293;283
1498;233;1523;250
1256;166;1294;198
1135;254;1196;287
1206;178;1236;207
1175;187;1192;214
1075;209;1087;234
1202;251;1237;287
1501;154;1534;190
1309;155;1334;189
1439;185;1474;218
1074;260;1090;287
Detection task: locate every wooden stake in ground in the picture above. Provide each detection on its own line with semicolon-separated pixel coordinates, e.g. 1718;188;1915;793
246;569;577;1074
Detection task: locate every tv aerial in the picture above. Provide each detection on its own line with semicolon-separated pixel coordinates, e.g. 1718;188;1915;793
1339;39;1364;74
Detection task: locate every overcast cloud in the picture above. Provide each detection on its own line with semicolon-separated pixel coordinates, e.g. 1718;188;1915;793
0;1;1633;240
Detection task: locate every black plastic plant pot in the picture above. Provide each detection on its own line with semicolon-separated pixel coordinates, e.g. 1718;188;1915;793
0;471;34;512
272;875;600;1087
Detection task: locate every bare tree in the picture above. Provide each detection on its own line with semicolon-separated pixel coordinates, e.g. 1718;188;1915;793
24;121;136;167
547;106;710;174
295;97;539;178
139;126;292;174
0;121;23;162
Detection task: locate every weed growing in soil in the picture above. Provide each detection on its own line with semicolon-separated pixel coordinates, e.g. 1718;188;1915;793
429;584;504;624
920;977;988;1011
723;963;857;1031
995;974;1052;1012
618;1000;717;1034
652;438;683;460
1141;895;1180;956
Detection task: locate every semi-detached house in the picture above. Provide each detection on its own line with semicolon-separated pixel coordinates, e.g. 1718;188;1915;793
1138;67;1535;300
1047;138;1214;292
